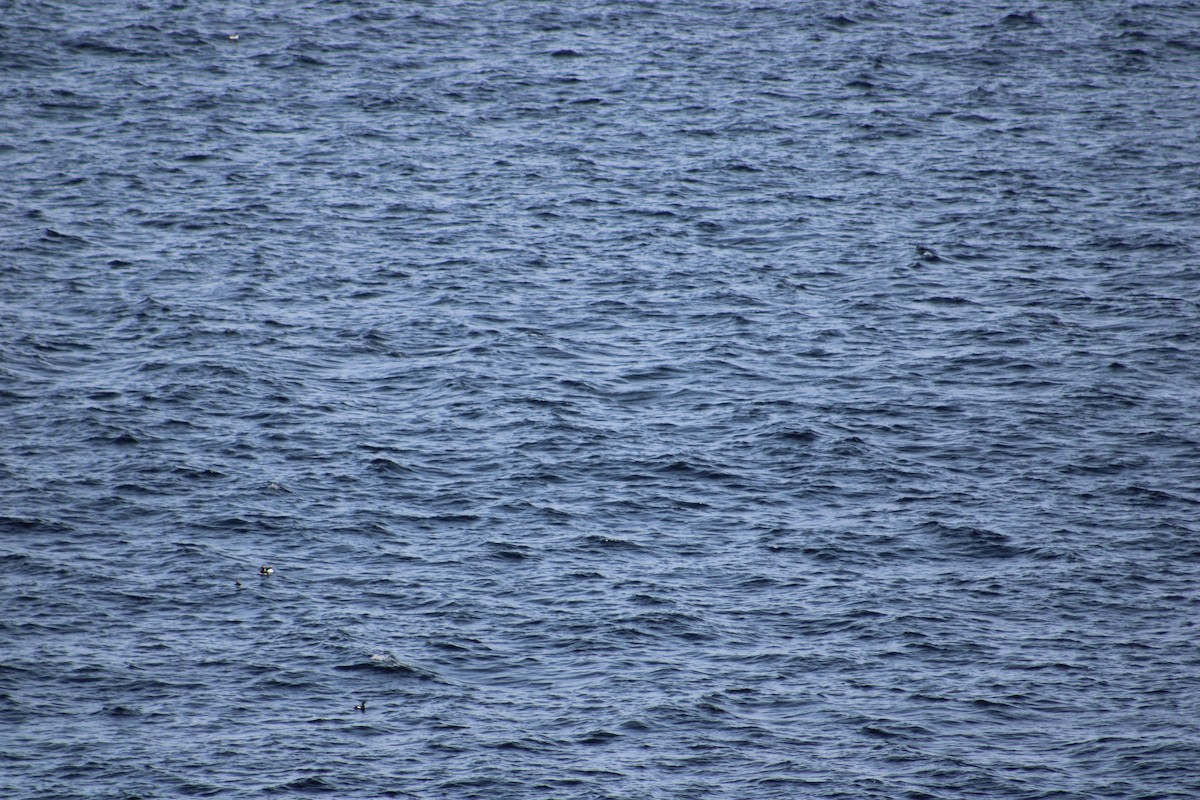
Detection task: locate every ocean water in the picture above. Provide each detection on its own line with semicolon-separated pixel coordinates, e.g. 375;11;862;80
2;1;1199;797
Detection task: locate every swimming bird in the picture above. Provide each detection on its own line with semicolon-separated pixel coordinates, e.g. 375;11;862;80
229;33;239;42
259;565;273;576
355;700;367;711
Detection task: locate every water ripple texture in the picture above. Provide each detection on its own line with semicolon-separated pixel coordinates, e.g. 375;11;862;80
2;2;1199;798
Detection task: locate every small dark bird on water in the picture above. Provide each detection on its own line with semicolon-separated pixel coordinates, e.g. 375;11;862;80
355;700;367;712
259;565;273;576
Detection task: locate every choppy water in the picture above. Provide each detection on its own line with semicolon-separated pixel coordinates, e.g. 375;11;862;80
3;1;1200;798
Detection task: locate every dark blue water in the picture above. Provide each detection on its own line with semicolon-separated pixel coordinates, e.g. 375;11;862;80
3;1;1199;797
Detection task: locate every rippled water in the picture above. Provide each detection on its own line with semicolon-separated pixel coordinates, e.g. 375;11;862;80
3;2;1199;798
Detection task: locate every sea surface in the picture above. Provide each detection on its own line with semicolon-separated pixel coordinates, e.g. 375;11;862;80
2;1;1199;798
